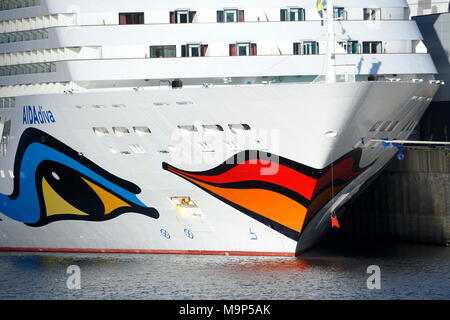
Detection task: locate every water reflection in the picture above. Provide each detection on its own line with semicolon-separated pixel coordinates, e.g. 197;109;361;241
0;242;448;300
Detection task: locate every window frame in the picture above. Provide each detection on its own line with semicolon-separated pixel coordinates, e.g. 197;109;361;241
119;12;145;25
333;7;347;20
294;41;320;55
362;41;383;54
217;9;244;22
363;8;381;20
149;45;177;58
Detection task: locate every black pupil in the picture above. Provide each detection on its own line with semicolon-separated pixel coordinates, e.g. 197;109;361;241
40;161;105;216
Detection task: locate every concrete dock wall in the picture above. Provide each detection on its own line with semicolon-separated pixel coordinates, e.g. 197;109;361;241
334;149;450;246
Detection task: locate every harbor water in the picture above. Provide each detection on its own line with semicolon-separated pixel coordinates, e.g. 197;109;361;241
0;241;448;300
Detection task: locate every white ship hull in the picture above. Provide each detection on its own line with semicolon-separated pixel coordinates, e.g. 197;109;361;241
0;81;439;256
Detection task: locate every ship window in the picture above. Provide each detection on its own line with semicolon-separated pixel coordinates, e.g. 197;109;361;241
177;10;189;23
0;118;11;157
280;8;305;21
178;125;198;132
369;121;383;132
230;43;257;56
363;41;382;54
294;42;319;55
229;124;251;134
150;45;176;58
386;121;399;132
0;0;40;11
113;127;130;136
378;121;392;132
364;8;381;20
203;125;224;132
133;126;151;136
217;9;244;22
0;97;15;108
338;41;361;54
119;12;144;25
0;62;55;77
181;44;208;57
170;10;196;23
129;144;146;154
334;7;347;20
93;127;109;136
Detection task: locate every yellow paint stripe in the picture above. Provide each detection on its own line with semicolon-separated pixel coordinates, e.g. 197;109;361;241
42;178;88;217
82;178;130;214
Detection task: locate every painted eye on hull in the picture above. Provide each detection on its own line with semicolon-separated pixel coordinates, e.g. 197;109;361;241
40;161;106;217
28;159;158;226
0;128;159;227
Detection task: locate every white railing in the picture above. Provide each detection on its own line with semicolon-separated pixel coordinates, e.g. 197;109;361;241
0;13;77;33
0;46;102;66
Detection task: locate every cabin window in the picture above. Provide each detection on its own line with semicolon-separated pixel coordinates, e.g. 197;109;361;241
339;41;361;54
170;10;196;23
229;124;251;134
119;12;144;25
363;41;382;54
0;0;40;11
0;97;15;108
386;121;399;132
150;45;176;58
280;8;305;21
229;43;257;56
93;127;109;136
378;121;392;132
129;144;146;154
0;62;56;77
217;9;244;22
294;42;319;55
0;118;11;157
133;126;151;136
334;7;347;20
364;8;381;20
178;125;198;133
203;125;224;132
112;127;130;136
369;121;383;132
181;44;208;57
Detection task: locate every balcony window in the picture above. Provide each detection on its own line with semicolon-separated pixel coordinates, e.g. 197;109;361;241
339;41;361;54
333;7;347;20
229;43;257;56
293;42;319;55
280;8;305;21
217;9;244;22
150;45;176;58
170;10;196;23
119;12;144;25
364;8;381;20
181;44;208;57
363;41;382;54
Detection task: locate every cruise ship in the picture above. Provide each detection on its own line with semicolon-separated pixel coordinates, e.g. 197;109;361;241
0;0;442;256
